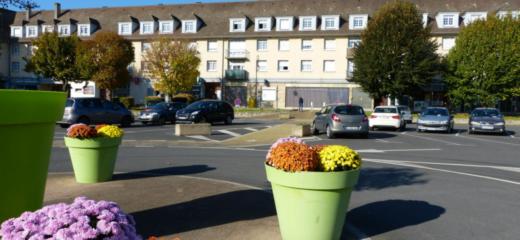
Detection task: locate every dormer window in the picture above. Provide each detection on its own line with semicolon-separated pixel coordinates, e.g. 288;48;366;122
229;18;246;32
349;14;368;30
140;21;155;35
321;15;339;30
159;20;174;34
437;12;459;28
255;17;271;31
182;20;197;33
464;12;487;26
58;25;70;36
422;13;429;28
10;26;23;38
26;25;38;38
42;25;54;33
78;24;90;36
276;17;293;31
299;16;316;31
118;22;132;35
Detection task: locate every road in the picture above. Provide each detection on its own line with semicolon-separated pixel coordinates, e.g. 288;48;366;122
49;121;520;240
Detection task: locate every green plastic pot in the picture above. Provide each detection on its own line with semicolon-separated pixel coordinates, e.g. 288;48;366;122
0;90;66;223
265;164;360;240
64;137;122;183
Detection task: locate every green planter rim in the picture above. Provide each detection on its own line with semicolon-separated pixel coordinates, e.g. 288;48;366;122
64;136;122;149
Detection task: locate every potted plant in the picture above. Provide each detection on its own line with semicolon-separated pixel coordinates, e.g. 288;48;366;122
0;89;66;223
0;196;141;239
64;124;124;183
265;137;362;240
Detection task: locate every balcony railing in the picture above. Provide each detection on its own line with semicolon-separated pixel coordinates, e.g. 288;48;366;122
225;69;248;81
226;49;249;59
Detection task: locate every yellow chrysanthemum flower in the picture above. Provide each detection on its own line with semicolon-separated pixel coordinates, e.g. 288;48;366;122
97;125;124;138
318;145;361;172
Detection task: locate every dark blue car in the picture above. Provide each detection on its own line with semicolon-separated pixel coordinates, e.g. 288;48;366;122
139;102;187;125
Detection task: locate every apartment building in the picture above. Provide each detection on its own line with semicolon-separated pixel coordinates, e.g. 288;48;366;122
2;0;519;109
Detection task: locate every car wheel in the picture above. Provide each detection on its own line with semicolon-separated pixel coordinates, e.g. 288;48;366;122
77;116;90;125
158;117;166;125
142;121;149;125
326;125;335;139
468;128;473;134
120;116;132;127
224;115;233;125
370;127;375;131
311;122;319;135
416;128;422;132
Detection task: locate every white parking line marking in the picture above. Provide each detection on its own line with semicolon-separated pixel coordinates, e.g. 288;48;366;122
364;158;520;186
375;139;390;143
510;134;516;138
244;127;259;132
135;145;154;148
454;134;520;146
402;132;465;146
380;159;520;173
217;129;242;137
401;131;408;135
186;135;218;142
357;148;441;153
455;131;461;136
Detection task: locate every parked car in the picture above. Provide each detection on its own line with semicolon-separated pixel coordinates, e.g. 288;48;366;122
369;106;406;131
139;102;187;125
312;104;369;139
469;108;506;134
58;98;134;128
175;100;234;124
417;107;454;133
398;105;413;123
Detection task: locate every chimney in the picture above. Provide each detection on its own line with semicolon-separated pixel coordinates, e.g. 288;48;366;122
25;7;32;21
54;3;61;19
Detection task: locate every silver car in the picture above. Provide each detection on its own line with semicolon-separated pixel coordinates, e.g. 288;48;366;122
57;98;134;128
311;104;369;138
398;105;413;123
417;107;454;133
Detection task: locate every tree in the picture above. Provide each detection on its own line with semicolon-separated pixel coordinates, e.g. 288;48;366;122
352;0;440;106
143;37;200;99
445;15;520;108
77;31;134;100
0;0;38;8
25;32;81;91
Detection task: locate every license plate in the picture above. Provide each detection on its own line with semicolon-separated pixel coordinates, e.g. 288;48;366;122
177;116;187;120
482;125;494;130
346;126;359;130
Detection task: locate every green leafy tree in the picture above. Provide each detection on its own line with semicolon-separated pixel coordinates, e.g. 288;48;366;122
352;0;440;106
446;15;520;108
25;32;81;91
142;37;200;98
77;31;134;100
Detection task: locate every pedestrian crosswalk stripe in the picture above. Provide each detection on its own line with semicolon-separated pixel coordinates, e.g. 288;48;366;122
217;129;242;137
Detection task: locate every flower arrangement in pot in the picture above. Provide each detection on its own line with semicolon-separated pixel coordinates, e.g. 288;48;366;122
265;137;361;240
64;124;124;183
0;196;141;239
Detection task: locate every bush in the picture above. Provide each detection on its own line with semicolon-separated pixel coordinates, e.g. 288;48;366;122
119;96;134;109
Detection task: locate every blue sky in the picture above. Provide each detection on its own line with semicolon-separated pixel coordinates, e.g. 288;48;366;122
9;0;242;10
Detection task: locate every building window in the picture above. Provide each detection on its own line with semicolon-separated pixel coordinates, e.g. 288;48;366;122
118;23;132;35
11;26;23;37
257;39;268;51
11;44;19;56
42;25;54;33
26;26;38;38
438;13;459;28
58;25;70;36
348;38;361;48
278;60;289;72
301;39;312;51
257;60;267;72
324;39;336;50
207;60;217;72
347;60;355;78
443;15;454;26
78;24;90;36
422;13;429;28
11;61;20;73
230;18;246;32
140;21;154;35
255;17;271;31
182;20;197;33
322;15;339;30
159;21;174;34
299;16;316;31
442;37;456;51
301;60;312;72
349;15;368;30
142;42;152;53
324;60;335;72
276;17;293;31
207;40;218;52
464;12;487;26
279;39;290;51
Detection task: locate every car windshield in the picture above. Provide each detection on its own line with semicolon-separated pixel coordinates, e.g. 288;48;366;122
374;107;397;113
423;108;448;116
334;105;364;115
472;109;500;117
185;101;208;111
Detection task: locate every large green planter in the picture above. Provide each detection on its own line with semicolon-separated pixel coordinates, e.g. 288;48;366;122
265;164;360;240
64;137;122;183
0;90;66;223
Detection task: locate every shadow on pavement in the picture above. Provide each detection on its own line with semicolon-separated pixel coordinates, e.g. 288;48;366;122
113;165;216;180
345;200;445;237
355;167;428;191
132;189;276;236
